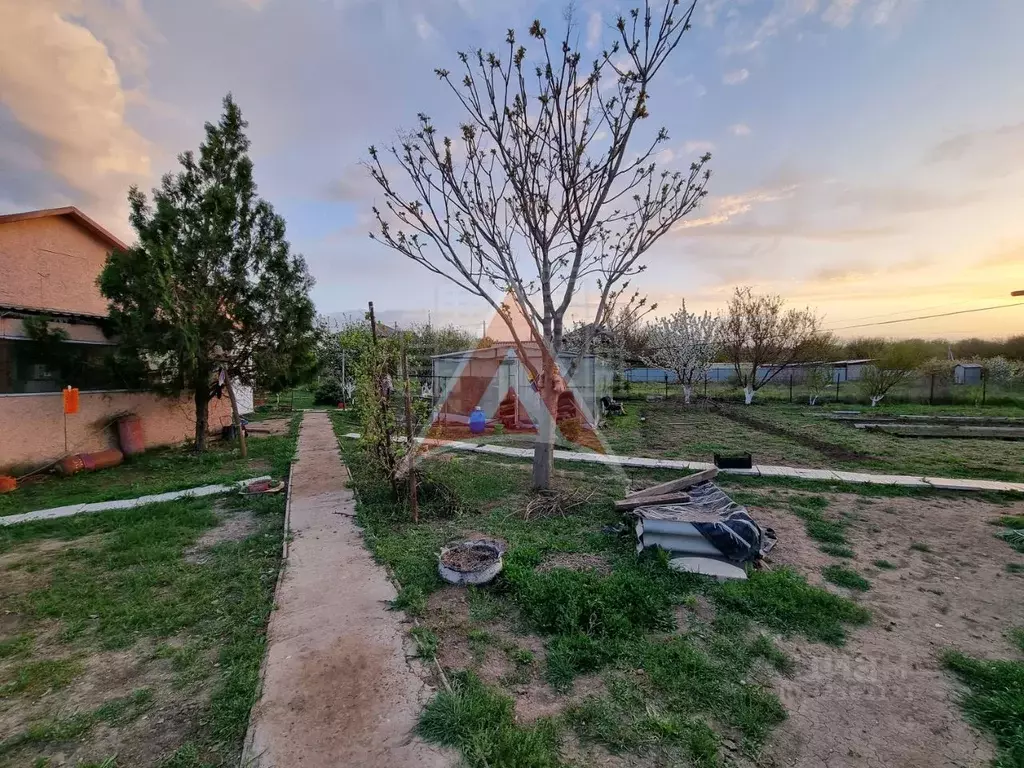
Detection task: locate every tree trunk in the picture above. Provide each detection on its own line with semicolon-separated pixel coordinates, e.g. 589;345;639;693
870;394;884;407
531;356;556;490
743;386;755;405
683;384;693;405
809;394;818;405
194;385;210;452
225;377;249;459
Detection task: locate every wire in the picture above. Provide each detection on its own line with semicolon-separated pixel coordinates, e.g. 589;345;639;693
828;302;1024;331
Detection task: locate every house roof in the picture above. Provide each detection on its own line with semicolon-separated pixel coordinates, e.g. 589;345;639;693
0;206;128;251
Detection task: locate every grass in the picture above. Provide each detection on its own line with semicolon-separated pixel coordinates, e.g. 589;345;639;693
873;559;897;570
942;650;1024;767
819;543;855;558
1;657;84;696
334;413;873;764
0;415;299;518
822;565;872;592
909;542;932;553
0;417;295;765
417;671;561;768
0;689;153;759
599;398;1024;482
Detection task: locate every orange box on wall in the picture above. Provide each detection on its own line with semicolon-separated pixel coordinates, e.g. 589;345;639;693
62;387;80;414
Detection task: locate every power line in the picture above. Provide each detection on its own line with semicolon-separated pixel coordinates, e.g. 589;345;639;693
828;302;1024;331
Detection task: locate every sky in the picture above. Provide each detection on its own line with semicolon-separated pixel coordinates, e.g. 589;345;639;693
1;0;1023;340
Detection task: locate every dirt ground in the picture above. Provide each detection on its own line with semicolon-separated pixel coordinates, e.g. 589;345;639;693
750;492;1024;768
422;490;1024;768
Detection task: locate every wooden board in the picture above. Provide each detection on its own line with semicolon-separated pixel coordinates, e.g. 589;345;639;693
626;467;719;498
614;492;692;511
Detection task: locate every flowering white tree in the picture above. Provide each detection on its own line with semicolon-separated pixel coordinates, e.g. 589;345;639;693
643;302;720;404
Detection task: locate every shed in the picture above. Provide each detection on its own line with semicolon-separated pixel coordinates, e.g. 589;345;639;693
431;342;614;427
954;363;983;385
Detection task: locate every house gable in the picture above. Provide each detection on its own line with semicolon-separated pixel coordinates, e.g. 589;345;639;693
0;209;122;317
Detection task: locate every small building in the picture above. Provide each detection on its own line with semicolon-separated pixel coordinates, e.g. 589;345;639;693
431;342;614;427
0;207;236;470
954;363;983;385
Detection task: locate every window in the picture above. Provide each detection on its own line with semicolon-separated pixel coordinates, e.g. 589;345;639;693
0;339;134;394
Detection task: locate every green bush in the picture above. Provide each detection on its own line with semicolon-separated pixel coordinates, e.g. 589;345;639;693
313;377;344;405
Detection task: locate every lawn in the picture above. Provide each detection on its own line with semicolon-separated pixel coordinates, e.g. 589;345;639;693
0;416;298;518
332;409;1024;767
598;399;1024;482
0;489;287;767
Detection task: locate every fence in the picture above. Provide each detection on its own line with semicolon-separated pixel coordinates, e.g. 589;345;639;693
618;367;1024;407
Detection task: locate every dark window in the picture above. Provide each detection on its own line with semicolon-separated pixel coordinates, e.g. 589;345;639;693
0;339;133;394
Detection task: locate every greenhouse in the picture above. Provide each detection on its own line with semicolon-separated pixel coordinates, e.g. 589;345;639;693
430;342;614;428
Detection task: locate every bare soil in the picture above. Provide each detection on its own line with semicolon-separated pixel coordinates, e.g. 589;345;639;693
440;543;499;572
184;505;258;564
747;492;1024;768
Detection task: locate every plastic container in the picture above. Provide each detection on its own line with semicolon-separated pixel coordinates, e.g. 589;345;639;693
437;539;507;586
469;407;486;435
117;415;145;456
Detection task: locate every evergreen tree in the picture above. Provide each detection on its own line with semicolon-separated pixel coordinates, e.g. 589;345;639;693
99;95;317;452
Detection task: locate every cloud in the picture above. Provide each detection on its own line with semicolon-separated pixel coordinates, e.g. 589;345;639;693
674;185;799;230
586;11;602;50
413;13;437;40
722;68;750;85
925;122;1024;165
729;123;752;136
683;140;716;155
0;0;151;225
822;0;860;27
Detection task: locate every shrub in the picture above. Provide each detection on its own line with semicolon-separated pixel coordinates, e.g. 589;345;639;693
313;377;344;405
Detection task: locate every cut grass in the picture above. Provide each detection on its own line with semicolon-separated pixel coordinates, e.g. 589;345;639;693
335;417;874;766
1;657;84;696
0;415;298;518
822;565;871;592
942;650;1024;767
417;671;560;768
0;688;153;758
0;488;288;764
712;569;870;645
819;543;855;559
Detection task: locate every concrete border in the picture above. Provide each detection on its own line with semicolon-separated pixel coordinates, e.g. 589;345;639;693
0;475;273;527
240;461;294;768
339;433;1024;494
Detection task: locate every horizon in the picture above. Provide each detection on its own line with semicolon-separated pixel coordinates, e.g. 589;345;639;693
2;0;1023;340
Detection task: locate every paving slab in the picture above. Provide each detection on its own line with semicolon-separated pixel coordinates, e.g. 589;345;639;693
340;432;1024;493
243;412;452;768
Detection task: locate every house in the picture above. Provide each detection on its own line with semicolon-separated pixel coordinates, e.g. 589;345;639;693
954;363;983;385
0;207;235;470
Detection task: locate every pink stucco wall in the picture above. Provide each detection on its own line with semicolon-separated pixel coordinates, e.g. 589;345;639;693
0;391;235;471
0;215;113;316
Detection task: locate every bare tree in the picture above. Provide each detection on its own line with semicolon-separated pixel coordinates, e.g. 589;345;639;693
721;287;823;405
805;364;833;405
643;301;719;404
365;1;711;488
564;290;654;380
860;342;929;406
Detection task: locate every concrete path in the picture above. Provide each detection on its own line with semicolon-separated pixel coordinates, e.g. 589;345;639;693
0;475;272;527
341;433;1024;494
244;412;452;768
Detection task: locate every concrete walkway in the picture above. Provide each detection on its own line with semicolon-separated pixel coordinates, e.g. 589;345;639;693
0;476;272;527
341;433;1024;494
244;413;452;768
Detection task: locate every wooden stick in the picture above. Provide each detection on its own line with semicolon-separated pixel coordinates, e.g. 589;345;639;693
401;334;419;523
626;467;718;498
614;491;692;511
